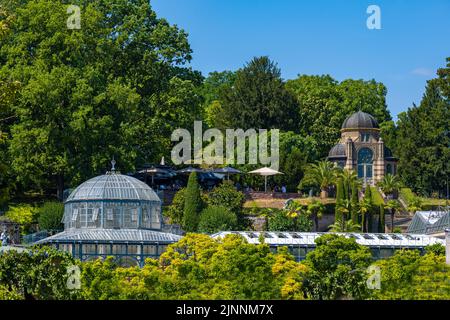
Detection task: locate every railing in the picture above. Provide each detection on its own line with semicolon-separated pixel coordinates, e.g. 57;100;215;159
22;230;58;244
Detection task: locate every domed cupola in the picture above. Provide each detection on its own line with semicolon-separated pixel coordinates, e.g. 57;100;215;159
342;111;379;130
328;143;347;159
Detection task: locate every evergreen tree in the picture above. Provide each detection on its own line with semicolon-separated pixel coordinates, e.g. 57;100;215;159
350;183;359;224
378;204;385;233
363;186;373;232
335;177;345;221
183;172;203;232
219;56;299;131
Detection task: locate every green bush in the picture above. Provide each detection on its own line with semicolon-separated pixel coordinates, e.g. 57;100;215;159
370;187;385;206
268;209;312;232
164;188;186;225
425;244;446;256
37;201;64;231
198;206;238;234
5;204;38;235
207;180;245;217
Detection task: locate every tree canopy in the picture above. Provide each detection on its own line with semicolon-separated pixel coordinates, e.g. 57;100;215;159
0;0;203;197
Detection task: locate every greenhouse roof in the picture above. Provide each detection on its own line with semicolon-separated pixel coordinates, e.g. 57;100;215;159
211;231;444;247
35;228;181;244
407;208;450;235
66;172;161;203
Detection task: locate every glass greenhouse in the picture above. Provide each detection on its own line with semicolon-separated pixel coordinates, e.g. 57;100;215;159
37;169;181;266
407;207;450;236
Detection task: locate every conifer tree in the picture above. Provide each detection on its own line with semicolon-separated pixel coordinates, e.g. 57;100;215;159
183;172;203;232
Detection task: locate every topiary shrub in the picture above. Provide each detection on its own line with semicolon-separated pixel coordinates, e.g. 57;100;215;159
207;180;245;221
183;172;204;232
37;201;64;231
198;206;238;234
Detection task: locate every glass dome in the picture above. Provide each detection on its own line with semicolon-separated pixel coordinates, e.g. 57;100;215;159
63;172;162;231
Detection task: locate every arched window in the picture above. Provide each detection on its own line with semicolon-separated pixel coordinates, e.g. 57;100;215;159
357;148;373;180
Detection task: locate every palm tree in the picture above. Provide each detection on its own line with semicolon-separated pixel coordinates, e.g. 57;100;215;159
358;198;372;232
339;169;361;199
329;218;361;232
302;161;338;198
385;200;402;232
306;200;326;231
377;174;401;199
407;196;423;214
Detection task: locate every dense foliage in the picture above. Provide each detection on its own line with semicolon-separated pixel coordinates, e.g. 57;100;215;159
388;59;450;196
183;172;204;232
267;209;313;232
373;250;450;299
37;201;64;231
0;0;203;197
198;206;237;234
80;234;307;300
302;234;373;300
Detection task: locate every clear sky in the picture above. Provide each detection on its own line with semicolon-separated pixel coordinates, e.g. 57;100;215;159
152;0;450;120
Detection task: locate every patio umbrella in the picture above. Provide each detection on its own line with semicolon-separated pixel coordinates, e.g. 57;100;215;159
212;166;242;180
176;166;204;175
160;157;165;166
248;167;284;193
139;167;168;186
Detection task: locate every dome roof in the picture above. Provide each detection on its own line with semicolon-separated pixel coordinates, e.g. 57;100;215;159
328;143;346;158
66;173;161;202
342;111;379;129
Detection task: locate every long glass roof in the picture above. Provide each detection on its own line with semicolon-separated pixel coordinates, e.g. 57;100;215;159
211;231;445;247
36;228;181;243
66;172;161;202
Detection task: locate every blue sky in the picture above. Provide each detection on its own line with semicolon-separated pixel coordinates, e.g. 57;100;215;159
152;0;450;120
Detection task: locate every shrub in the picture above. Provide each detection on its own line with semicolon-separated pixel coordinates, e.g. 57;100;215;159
425;244;445;256
268;209;312;232
183;172;204;232
5;204;38;234
207;180;245;217
37;201;64;231
198;206;238;234
164;188;186;225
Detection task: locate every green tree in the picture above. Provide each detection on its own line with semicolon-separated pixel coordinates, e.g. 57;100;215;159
335;177;345;221
300;161;338;198
286;75;391;156
219;56;299;131
37;201;64;231
207;180;245;219
164;188;186;225
378;204;385;233
268;209;312;232
377;174;401;198
363;186;374;232
0;246;80;300
425;244;445;256
198;206;237;234
350;183;359;224
302;234;372;300
385;200;401;233
5;204;38;235
1;0;202;198
393;61;450;196
201;71;236;128
183;172;203;232
372;249;450;300
306;200;326;232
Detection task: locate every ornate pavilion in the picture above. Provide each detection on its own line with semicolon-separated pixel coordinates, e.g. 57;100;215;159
37;161;181;267
328;111;398;185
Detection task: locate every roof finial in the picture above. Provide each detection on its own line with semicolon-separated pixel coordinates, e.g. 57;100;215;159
111;156;116;172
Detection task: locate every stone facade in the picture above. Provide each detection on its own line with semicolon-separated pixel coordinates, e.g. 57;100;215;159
328;111;397;185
